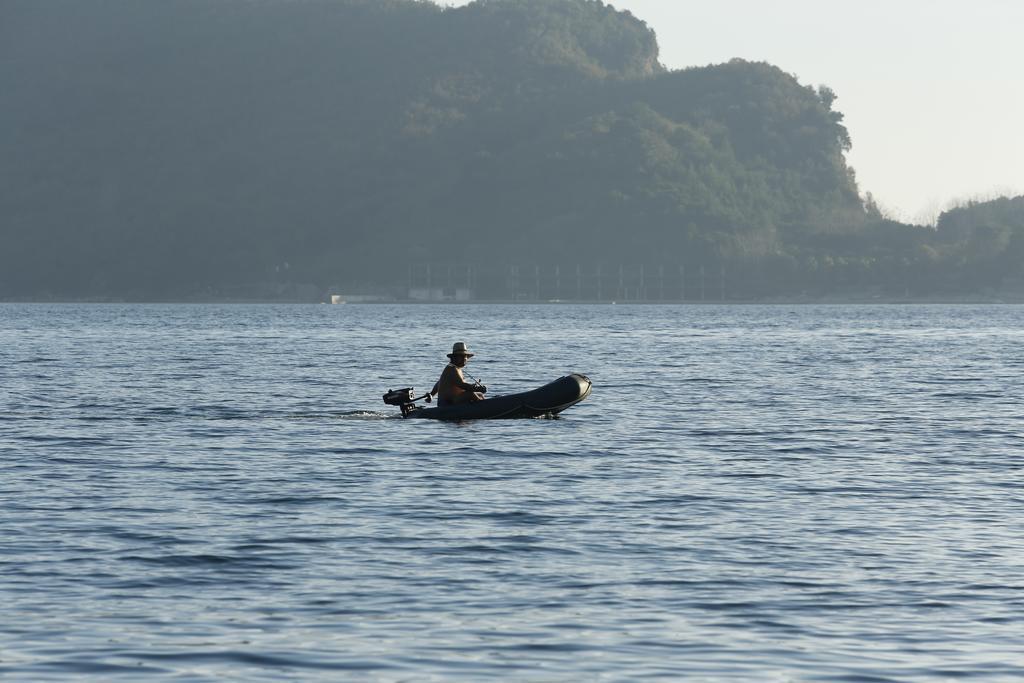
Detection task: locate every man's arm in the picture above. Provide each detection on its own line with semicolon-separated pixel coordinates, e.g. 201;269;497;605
453;368;479;391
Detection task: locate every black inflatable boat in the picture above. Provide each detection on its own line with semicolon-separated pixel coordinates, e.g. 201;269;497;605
383;373;592;420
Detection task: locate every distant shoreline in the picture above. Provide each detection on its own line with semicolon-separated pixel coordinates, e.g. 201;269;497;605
3;295;1024;305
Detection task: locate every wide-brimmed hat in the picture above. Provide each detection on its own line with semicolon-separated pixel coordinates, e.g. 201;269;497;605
447;341;475;358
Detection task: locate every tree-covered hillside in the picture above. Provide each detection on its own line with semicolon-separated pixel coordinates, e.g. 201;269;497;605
0;0;1018;300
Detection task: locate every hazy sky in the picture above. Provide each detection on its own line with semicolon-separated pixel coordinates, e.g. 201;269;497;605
438;0;1024;223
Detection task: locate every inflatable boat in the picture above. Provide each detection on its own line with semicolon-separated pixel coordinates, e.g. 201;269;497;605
383;373;592;420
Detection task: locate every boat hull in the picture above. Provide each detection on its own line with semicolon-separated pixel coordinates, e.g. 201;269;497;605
405;373;591;420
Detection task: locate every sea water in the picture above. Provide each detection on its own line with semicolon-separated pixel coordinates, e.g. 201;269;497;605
1;303;1022;681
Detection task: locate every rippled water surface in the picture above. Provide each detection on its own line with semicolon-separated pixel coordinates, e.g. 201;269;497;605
2;303;1023;681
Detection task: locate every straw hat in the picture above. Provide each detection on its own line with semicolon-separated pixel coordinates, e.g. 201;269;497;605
447;341;475;358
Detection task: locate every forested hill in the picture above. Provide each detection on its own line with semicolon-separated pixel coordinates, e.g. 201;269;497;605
1;0;1019;300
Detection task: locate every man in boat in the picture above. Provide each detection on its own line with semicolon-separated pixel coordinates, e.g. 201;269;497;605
430;342;486;407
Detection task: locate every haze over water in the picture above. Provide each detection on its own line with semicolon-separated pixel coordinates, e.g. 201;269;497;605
2;303;1023;680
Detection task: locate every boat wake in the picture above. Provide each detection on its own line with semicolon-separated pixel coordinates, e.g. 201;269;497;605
332;410;395;420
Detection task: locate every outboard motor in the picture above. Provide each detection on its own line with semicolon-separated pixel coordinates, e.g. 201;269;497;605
382;388;415;406
383;387;422;416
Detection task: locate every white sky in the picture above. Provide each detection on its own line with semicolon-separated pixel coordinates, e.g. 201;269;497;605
437;0;1024;223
